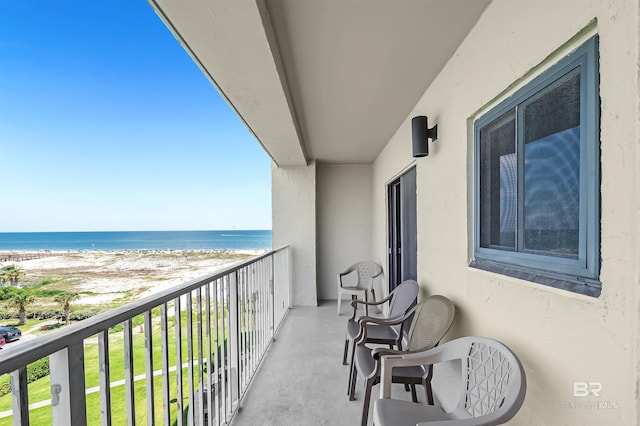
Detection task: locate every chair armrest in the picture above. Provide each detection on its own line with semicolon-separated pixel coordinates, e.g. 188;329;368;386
338;265;357;277
354;305;417;344
348;298;381;320
355;314;382;324
349;293;393;320
337;265;357;290
351;296;389;308
371;347;403;359
358;304;416;327
379;345;460;399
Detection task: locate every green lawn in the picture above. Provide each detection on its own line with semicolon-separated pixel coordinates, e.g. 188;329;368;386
0;304;247;426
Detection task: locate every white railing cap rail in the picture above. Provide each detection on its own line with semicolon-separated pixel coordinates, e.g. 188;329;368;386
0;246;289;375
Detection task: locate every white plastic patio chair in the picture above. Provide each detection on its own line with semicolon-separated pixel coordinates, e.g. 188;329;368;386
344;280;420;400
337;261;383;315
343;279;419;366
349;296;455;426
374;336;527;426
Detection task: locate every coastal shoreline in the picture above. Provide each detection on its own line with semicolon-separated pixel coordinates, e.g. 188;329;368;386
0;248;269;255
0;250;263;306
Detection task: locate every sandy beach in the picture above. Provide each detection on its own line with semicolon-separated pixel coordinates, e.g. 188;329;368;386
0;250;260;306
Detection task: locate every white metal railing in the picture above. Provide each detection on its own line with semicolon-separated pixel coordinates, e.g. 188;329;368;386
0;246;290;425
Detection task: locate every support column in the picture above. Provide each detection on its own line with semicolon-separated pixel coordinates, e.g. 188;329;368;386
272;162;318;306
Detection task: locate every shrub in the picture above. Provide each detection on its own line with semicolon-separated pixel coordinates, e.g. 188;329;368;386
27;358;50;383
68;308;102;321
27;309;64;320
0;286;19;301
0;376;9;398
0;358;50;398
37;278;58;286
0;310;16;319
33;288;66;297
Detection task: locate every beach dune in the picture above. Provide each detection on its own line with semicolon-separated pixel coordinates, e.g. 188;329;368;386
1;250;256;306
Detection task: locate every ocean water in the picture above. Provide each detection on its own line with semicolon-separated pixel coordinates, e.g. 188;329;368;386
0;230;272;251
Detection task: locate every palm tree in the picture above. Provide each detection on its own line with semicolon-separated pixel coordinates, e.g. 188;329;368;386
9;289;35;325
55;292;79;325
1;265;25;285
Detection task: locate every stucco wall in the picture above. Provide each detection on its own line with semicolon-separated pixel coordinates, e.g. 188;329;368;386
316;164;373;301
272;162;317;306
372;0;639;424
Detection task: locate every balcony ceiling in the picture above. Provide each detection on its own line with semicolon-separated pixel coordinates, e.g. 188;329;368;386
149;0;491;166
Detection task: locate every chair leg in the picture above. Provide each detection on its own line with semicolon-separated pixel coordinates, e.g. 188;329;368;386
347;341;357;392
347;340;358;392
342;337;350;365
424;364;435;405
364;292;369;316
349;363;358;401
337;293;342;315
410;384;418;403
425;382;434;406
361;377;375;426
349;340;357;369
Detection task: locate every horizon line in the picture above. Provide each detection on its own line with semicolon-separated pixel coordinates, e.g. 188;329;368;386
0;229;273;234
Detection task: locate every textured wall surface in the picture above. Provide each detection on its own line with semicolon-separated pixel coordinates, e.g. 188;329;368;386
316;164;373;301
272;162;317;306
372;0;639;424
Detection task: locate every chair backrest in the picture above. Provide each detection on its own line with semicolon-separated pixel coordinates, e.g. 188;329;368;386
458;337;527;422
404;295;455;351
387;280;419;319
354;261;383;290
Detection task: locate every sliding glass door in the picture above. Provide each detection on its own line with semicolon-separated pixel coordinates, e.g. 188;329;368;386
387;167;417;291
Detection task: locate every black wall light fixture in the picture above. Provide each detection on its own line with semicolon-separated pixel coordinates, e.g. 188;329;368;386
411;115;438;157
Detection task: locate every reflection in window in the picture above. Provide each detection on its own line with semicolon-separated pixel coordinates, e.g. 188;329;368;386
524;126;579;257
473;35;600;294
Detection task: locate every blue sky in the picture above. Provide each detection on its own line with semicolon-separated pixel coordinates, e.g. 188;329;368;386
0;1;272;232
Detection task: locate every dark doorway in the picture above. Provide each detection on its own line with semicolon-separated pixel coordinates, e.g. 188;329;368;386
387;167;417;291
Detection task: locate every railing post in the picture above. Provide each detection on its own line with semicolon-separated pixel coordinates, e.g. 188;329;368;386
228;271;240;410
174;297;184;426
123;320;135;426
10;367;29;426
186;293;195;426
144;310;155;426
160;303;171;426
204;283;214;426
98;330;112;426
196;287;204;426
270;254;275;340
49;343;87;425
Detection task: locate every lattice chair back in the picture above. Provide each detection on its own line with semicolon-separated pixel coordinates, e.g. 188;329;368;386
456;336;527;423
375;336;527;425
405;295;455;351
387;280;419;319
355;261;383;290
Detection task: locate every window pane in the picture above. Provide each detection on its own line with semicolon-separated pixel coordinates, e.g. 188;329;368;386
523;71;580;258
479;110;516;250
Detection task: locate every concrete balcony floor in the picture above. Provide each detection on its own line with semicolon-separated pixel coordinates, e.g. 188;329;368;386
231;301;427;426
